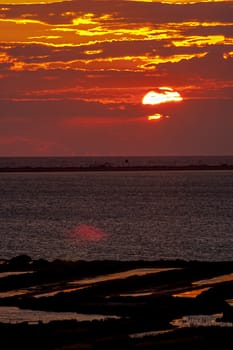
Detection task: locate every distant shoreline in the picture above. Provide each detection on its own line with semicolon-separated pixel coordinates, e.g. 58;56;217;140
0;164;233;172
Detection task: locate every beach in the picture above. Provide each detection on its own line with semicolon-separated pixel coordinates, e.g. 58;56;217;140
0;255;233;349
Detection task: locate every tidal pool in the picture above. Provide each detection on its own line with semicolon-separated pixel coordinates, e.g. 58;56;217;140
0;306;119;324
130;313;233;339
171;313;233;328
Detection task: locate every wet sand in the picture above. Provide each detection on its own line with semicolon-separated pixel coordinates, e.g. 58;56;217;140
0;255;233;349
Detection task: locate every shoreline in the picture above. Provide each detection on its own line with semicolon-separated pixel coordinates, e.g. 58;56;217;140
1;164;233;172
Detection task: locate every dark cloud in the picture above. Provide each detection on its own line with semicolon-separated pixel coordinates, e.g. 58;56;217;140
0;98;232;156
0;39;205;63
0;99;142;120
184;25;233;38
157;50;233;83
1;1;232;25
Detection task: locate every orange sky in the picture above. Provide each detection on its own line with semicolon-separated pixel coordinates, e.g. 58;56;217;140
0;0;232;156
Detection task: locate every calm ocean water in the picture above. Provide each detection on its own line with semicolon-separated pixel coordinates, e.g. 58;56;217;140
0;156;233;261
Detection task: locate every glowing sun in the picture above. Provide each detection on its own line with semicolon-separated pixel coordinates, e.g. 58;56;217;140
142;87;183;105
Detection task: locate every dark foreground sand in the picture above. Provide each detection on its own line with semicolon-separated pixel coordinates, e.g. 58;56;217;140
0;255;233;349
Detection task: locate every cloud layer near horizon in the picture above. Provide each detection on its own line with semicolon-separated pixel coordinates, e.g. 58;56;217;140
0;0;232;156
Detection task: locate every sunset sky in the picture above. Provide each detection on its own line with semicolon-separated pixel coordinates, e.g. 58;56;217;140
0;0;232;156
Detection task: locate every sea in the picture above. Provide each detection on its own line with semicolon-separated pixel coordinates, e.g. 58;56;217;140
0;156;233;262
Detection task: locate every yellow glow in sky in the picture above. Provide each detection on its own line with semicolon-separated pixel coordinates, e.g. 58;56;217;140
148;113;169;121
0;0;67;3
148;114;162;120
130;1;227;3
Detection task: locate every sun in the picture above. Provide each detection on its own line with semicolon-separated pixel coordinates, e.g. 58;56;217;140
142;87;183;105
